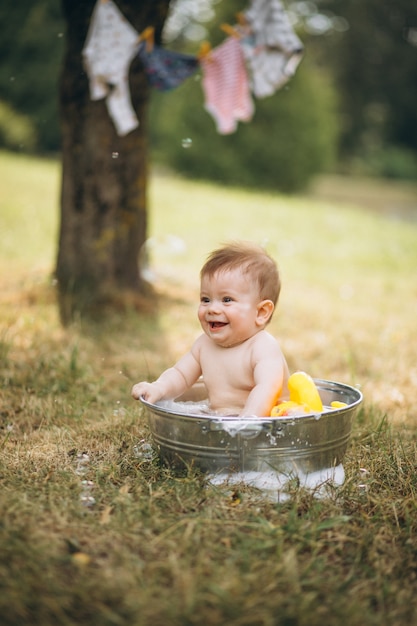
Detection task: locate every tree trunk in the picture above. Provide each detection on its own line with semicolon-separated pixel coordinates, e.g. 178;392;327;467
57;0;170;324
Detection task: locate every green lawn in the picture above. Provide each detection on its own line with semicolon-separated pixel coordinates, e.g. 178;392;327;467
1;150;417;626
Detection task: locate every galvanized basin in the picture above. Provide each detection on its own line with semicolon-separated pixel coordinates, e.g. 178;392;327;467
140;379;362;476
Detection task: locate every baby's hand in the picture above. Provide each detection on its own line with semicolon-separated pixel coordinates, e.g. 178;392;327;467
131;381;163;404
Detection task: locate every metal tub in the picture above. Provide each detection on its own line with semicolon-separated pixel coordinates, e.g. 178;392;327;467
140;379;362;476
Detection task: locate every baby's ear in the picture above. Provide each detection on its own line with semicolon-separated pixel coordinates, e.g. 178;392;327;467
256;300;274;326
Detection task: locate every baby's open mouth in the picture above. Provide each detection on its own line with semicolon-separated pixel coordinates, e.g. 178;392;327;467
209;321;227;329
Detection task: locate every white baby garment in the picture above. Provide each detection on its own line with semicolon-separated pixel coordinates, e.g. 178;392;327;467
242;0;304;98
83;0;140;135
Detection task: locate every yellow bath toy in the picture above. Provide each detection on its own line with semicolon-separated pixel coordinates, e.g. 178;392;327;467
330;400;348;409
270;371;323;417
270;401;300;417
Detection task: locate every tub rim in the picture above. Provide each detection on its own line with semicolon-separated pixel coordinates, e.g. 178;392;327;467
139;378;363;424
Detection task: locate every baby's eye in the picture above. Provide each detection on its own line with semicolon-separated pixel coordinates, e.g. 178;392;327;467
222;296;233;303
200;296;210;304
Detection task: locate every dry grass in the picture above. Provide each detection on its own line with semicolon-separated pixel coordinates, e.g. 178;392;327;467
1;151;417;625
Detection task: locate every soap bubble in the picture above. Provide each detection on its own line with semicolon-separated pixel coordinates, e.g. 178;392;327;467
75;453;90;476
181;137;192;149
80;480;95;507
133;441;154;461
80;494;96;508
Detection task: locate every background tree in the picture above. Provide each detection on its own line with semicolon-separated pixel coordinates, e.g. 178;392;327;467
56;1;171;323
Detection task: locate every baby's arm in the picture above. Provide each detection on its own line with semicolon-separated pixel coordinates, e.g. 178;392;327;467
131;342;202;405
240;340;288;417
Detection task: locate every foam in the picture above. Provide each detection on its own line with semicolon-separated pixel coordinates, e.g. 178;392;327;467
208;464;345;502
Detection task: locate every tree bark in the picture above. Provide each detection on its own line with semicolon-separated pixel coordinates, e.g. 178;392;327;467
57;0;170;324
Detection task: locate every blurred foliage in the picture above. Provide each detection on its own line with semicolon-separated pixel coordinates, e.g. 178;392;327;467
349;145;417;181
150;60;338;192
0;101;37;152
0;0;65;152
313;0;417;163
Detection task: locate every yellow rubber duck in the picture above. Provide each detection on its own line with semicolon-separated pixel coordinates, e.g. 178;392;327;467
270;371;323;417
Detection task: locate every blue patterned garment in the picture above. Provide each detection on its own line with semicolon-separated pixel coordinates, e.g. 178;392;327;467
138;42;199;91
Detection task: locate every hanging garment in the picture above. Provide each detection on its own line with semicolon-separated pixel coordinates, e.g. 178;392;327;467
137;42;199;91
83;0;140;136
242;0;304;98
200;37;254;135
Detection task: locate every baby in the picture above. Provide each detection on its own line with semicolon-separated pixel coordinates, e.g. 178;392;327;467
131;241;289;416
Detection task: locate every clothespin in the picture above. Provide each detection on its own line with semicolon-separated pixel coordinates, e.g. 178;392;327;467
198;40;211;60
236;12;248;27
220;23;241;39
139;26;154;52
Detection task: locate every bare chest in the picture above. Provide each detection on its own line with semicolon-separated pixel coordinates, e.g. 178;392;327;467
199;343;255;395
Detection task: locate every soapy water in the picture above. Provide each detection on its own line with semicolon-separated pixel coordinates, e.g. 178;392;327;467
156;399;332;423
157;400;277;438
157;399;224;415
208;464;346;503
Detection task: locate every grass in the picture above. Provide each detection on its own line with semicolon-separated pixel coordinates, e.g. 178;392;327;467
1;150;417;625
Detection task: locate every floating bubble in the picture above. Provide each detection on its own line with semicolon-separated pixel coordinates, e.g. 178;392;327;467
81;480;94;490
113;400;126;417
181;138;192;149
75;453;90;475
133;441;154;461
80;494;96;508
406;28;417;46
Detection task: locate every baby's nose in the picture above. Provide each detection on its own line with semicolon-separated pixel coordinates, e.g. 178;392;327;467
207;299;221;313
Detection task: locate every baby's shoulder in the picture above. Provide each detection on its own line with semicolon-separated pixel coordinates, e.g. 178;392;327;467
252;329;279;345
250;330;282;355
191;333;212;355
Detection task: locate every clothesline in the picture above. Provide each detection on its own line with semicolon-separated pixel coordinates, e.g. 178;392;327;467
82;0;304;136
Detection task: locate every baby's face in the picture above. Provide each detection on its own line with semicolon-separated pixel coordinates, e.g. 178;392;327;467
198;268;266;348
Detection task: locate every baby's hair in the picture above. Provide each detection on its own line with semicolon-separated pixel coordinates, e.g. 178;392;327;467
200;241;281;306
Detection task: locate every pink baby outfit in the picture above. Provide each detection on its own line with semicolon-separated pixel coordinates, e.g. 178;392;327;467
83;0;140;136
242;0;304;98
200;37;254;135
